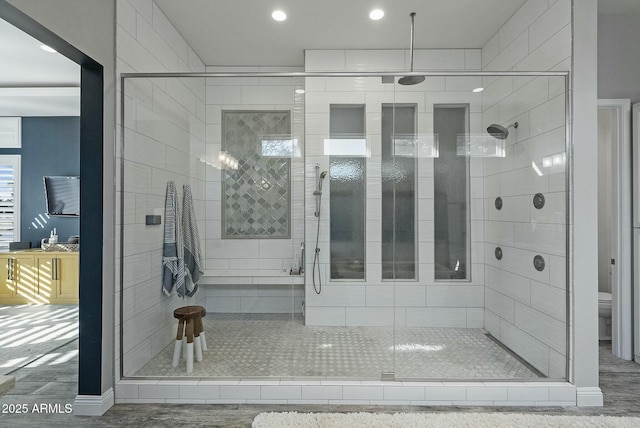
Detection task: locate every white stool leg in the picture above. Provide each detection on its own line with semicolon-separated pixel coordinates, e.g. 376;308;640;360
194;336;203;362
171;339;182;367
200;331;208;352
186;342;194;373
182;336;187;359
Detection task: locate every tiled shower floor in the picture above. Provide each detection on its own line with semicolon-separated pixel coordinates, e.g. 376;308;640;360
134;313;541;379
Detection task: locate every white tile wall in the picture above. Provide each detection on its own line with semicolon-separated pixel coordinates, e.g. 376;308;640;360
117;379;577;406
480;1;570;380
203;68;303;282
345;307;394;327
406;307;468;328
346;50;405;71
118;0;207;376
515;25;571;72
482;4;571;378
485;265;531;305
304;49;485;327
500;320;551;374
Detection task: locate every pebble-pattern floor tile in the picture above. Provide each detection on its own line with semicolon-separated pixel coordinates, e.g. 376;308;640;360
134;313;540;379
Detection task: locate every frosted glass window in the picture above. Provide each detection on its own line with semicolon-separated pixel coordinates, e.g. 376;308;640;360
382;104;416;280
434;105;470;280
329;105;366;280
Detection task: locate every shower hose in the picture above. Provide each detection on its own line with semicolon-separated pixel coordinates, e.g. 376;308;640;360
313;194;322;294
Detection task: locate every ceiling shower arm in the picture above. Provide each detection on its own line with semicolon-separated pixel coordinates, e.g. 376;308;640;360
409;12;416;72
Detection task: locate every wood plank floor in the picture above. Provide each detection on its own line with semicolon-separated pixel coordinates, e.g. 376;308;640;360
0;341;638;427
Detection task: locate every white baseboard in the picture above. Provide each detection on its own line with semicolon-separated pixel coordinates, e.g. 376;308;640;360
73;388;114;416
576;387;603;406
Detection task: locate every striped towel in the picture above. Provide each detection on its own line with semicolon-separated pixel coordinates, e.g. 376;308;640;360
182;184;204;297
162;181;185;296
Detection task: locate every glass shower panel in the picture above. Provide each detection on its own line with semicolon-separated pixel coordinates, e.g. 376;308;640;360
434;105;470;280
480;75;568;380
382;104;416;279
391;74;568;382
120;75;302;379
120;72;569;385
329;105;366;280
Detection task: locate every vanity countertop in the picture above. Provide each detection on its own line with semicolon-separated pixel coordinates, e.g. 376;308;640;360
0;247;78;254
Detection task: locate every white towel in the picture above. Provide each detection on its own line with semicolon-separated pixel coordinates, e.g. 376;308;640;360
162;181;185;296
182;184;204;297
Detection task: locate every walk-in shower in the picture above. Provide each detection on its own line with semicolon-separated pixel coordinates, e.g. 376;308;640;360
120;70;569;385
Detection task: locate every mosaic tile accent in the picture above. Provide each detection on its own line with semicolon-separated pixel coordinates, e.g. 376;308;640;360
222;111;291;238
135;314;541;380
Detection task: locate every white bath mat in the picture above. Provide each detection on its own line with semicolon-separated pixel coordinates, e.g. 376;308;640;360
252;411;640;428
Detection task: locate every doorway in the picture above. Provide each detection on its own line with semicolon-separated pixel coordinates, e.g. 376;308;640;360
0;0;105;399
597;99;632;360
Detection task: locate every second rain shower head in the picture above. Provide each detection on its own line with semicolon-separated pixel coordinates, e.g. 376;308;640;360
487;122;519;140
398;12;425;86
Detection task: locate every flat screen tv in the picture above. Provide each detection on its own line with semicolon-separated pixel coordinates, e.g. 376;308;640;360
43;176;80;216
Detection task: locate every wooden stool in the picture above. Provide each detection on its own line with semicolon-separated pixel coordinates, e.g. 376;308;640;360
171;305;206;372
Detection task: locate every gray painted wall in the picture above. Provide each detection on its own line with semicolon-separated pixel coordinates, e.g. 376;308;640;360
598;14;640;102
21;117;80;247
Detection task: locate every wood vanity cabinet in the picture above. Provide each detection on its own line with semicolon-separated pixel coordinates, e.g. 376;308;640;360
0;250;78;304
0;253;36;303
35;253;79;303
0;255;11;300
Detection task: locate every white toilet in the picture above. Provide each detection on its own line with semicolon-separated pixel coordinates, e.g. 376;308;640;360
598;291;612;340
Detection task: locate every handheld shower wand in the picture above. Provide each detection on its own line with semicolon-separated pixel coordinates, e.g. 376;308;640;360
312;165;327;294
314;167;327;217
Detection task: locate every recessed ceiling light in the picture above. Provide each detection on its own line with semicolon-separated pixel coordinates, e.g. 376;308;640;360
40;44;57;53
472;87;484;93
272;10;287;21
295;89;306;94
369;9;384;20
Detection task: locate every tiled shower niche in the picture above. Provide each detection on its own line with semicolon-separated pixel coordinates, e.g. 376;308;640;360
221;110;292;239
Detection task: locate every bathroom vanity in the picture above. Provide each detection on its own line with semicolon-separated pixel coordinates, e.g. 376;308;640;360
0;249;78;304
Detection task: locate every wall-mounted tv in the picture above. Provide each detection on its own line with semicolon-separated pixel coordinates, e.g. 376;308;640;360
43;176;80;216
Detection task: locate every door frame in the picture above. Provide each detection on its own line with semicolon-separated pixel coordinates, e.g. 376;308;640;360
0;0;105;396
598;99;632;359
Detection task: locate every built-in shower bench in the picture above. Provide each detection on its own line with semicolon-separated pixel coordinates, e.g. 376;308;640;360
199;271;304;313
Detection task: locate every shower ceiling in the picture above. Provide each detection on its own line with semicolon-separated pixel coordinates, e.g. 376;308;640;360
154;0;527;66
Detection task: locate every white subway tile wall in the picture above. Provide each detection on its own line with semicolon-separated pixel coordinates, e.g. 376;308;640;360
304;49;483;327
117;0;207;376
481;0;570;377
203;67;304;283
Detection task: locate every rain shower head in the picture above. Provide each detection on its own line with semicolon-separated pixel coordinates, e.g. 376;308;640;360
398;12;425;86
398;75;425;85
487;122;519;140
